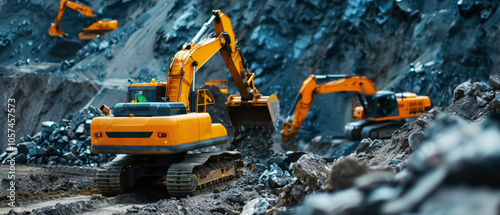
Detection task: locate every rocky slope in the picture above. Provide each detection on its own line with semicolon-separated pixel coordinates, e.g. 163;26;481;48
1;0;499;144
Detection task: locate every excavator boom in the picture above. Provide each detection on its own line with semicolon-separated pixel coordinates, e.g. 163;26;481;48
166;10;279;130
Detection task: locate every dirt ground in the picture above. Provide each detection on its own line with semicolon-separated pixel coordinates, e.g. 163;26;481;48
0;164;274;215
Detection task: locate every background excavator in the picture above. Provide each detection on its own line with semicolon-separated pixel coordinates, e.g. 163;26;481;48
90;10;279;197
48;0;118;40
281;74;431;148
205;79;229;95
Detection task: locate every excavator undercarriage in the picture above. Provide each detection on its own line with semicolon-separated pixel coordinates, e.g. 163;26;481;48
344;120;406;140
96;151;243;197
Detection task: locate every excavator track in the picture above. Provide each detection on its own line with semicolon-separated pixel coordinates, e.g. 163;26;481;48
361;121;405;139
95;154;138;196
96;166;124;196
95;152;242;197
167;152;242;197
345;120;405;140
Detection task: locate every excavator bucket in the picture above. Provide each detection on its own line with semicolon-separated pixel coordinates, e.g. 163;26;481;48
225;94;280;131
48;23;67;37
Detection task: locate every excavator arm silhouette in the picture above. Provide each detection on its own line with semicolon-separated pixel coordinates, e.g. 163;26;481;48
49;0;118;40
281;75;377;144
166;10;279;129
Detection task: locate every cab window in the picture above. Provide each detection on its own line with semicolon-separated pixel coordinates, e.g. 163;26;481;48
366;93;398;118
129;90;153;102
375;94;398;118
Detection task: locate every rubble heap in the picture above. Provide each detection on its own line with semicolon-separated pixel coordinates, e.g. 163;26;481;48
298;112;500;215
0;106;115;166
356;75;500;169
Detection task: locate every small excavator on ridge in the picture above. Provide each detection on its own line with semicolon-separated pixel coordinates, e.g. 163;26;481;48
48;0;118;40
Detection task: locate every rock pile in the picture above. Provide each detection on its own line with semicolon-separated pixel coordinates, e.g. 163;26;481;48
297;112;500;215
356;75;500;169
0;106;115;166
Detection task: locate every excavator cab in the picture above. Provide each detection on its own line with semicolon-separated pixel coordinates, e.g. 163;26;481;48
127;79;168;103
365;91;399;119
128;87;166;103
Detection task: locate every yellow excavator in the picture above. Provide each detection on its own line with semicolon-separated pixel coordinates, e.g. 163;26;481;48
281;74;431;148
205;79;229;95
48;0;118;40
91;10;279;197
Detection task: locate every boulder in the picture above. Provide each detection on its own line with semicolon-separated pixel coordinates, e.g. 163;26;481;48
293;153;329;191
325;156;369;192
490;75;500;89
476;96;488;107
408;132;424;151
259;163;294;188
241;198;276;215
295;189;365;215
490;94;500;109
356;138;372;154
63;152;78;161
17;141;35;154
467;82;483;95
453;82;471;102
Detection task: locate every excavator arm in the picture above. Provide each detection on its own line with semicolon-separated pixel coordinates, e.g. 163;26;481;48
166;10;279;130
280;75;377;144
49;0;118;40
166;32;228;111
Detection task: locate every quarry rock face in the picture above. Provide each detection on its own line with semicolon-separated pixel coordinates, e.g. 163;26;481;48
0;0;499;214
0;74;100;150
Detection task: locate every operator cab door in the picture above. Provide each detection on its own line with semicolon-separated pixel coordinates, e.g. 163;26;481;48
366;91;399;119
127;86;167;103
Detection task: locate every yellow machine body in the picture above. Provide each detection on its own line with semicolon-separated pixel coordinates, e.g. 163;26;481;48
91;113;227;155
